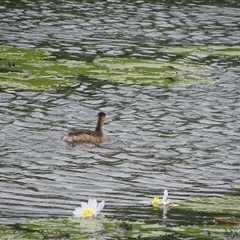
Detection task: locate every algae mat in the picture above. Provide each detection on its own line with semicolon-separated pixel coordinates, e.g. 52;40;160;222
159;45;240;57
0;218;168;240
1;214;239;240
1;195;240;239
0;45;86;90
0;45;218;90
174;196;240;215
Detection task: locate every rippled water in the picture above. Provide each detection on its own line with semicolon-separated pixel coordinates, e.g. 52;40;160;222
0;0;240;227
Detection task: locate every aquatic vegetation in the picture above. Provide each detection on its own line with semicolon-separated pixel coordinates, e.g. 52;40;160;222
2;44;240;90
73;198;105;218
118;221;133;231
231;183;240;191
93;57;216;85
159;45;240;57
169;195;240;239
0;215;239;240
214;217;240;225
0;218;169;239
172;224;240;240
0;45;79;90
0;194;239;239
0;45;218;90
173;196;240;214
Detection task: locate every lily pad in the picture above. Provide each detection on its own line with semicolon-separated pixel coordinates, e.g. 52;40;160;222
0;218;168;240
172;224;240;240
173;196;240;215
159;45;240;57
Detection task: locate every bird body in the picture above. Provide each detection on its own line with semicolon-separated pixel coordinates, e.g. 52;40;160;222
61;112;106;143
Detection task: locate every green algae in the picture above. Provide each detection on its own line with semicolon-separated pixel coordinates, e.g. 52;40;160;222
173;196;240;215
159;45;240;57
0;218;168;239
0;45;218;90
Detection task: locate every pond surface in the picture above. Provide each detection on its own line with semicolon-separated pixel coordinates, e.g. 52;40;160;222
0;0;240;233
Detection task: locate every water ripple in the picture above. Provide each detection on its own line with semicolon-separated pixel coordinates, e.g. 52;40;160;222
0;0;240;224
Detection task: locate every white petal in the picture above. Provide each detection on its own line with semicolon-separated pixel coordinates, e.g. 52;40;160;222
89;198;98;210
163;199;170;205
162;189;168;203
81;202;88;209
73;207;83;217
94;200;105;217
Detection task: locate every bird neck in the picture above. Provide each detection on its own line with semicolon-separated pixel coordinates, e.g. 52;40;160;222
95;120;103;133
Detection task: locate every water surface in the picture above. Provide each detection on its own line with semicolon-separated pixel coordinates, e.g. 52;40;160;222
0;0;239;228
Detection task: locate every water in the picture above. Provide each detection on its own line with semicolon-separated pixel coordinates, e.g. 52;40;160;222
0;0;239;229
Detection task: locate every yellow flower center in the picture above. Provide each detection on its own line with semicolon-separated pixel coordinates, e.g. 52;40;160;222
82;207;94;217
151;196;161;206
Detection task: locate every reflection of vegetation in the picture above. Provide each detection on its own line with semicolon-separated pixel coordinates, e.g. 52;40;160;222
0;45;218;90
159;45;240;57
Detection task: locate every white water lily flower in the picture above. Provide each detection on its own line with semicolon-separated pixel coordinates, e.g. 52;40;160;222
161;189;170;205
151;196;161;206
140;189;171;206
151;189;170;206
73;198;105;218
